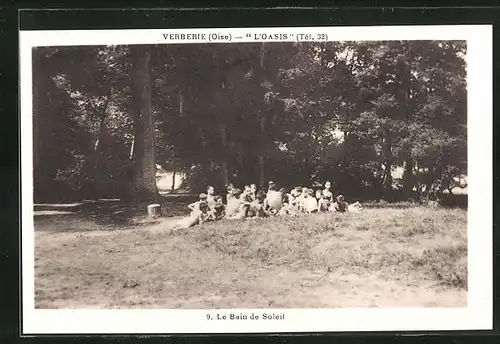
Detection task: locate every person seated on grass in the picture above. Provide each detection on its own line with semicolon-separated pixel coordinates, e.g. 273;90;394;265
243;189;255;217
207;195;226;221
267;181;275;193
225;188;242;218
225;183;234;204
278;190;298;216
228;198;252;220
304;189;319;214
206;185;216;207
279;187;289;203
348;201;363;213
322;181;334;200
297;187;309;212
226;188;253;220
327;195;337;212
249;190;271;218
333;195;349;213
289;186;301;209
315;189;322;201
242;186;254;204
172;195;210;230
188;193;208;214
318;194;332;212
244;185;252;197
266;183;283;215
297;187;308;212
290;186;301;199
315;190;323;211
250;183;258;201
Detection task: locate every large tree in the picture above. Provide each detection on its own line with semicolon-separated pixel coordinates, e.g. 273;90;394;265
32;40;467;202
130;46;158;202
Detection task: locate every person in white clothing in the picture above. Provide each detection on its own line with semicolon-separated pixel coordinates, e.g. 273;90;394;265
304;189;319;214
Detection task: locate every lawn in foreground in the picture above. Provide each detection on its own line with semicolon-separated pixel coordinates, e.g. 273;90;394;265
34;207;467;308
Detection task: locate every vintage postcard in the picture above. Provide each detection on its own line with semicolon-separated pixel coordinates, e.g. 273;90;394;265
20;25;492;334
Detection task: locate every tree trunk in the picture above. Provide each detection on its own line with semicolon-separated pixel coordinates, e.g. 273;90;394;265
253;43;267;188
94;88;113;152
90;97;111;197
402;158;415;196
381;133;393;196
219;123;229;186
258;155;265;188
171;163;176;193
130;47;158;202
169;87;183;193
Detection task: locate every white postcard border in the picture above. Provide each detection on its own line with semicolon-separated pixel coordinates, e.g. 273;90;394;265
20;25;492;334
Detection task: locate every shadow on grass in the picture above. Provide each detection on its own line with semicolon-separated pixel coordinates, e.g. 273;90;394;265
34;196;195;231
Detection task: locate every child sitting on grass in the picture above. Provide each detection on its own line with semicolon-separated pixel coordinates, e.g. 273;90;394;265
172;194;210;230
206;185;216;208
323;181;334;200
297;187;309;212
278;189;298;216
249;190;271;218
225;183;234;204
266;184;283;215
187;193;207;214
348;201;363;212
333;195;349;213
211;195;226;220
225;188;242;218
318;194;331;212
250;183;257;201
304;189;319;214
227;188;252;220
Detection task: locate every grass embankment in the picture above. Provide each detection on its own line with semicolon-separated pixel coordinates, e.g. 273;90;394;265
34;206;467;308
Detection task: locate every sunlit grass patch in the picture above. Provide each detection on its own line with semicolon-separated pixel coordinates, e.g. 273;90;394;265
34;206;468;308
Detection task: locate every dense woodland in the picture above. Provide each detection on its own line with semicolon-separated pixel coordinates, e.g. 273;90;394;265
32;41;467;203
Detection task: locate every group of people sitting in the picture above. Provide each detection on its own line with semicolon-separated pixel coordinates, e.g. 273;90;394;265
172;181;362;230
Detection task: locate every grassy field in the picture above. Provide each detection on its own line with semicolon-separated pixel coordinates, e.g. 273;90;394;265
34;204;467;309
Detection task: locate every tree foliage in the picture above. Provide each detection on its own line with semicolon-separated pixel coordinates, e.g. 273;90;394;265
32;40;467;202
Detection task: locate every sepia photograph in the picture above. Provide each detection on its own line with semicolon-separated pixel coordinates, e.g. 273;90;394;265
20;26;492;334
